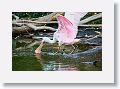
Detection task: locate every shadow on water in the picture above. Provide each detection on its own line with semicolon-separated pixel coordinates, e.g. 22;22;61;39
12;38;102;71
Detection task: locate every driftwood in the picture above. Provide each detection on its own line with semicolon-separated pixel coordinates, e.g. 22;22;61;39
12;26;57;34
26;24;57;31
12;12;63;33
80;13;102;24
79;24;102;27
12;12;102;35
12;12;64;26
12;14;19;20
12;24;102;34
37;12;64;21
12;13;102;26
12;20;58;26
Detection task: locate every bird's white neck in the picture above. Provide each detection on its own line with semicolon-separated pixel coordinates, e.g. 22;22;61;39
43;37;56;44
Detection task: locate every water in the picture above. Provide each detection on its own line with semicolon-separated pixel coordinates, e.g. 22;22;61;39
12;38;102;71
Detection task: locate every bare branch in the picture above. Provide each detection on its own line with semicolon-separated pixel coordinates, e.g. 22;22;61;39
80;13;102;24
12;14;19;20
26;24;57;31
38;12;64;21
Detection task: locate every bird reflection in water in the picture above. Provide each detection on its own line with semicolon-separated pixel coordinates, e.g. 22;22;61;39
34;53;78;71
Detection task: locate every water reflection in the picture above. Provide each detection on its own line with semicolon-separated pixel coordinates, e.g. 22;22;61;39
12;38;102;71
34;54;78;71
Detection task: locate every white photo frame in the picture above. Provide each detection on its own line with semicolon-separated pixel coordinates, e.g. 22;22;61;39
0;0;114;83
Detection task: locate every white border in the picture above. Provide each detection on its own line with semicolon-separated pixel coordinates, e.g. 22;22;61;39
0;0;114;83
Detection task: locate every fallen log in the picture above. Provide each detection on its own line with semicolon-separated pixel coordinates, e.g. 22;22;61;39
12;25;57;33
13;20;102;27
12;26;33;34
12;13;102;35
12;13;101;25
12;14;19;20
37;12;64;21
26;23;57;31
12;12;64;26
80;13;102;24
12;20;58;26
12;24;101;33
79;24;102;27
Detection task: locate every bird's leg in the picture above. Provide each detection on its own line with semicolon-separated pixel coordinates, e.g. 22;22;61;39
55;43;62;54
35;40;44;54
74;44;79;52
70;44;76;54
55;46;60;54
74;43;78;48
61;45;65;54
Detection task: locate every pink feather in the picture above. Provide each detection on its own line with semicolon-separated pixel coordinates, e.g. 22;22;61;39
57;16;76;44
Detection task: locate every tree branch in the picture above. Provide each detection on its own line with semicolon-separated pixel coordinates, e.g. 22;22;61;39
26;23;57;31
80;13;102;24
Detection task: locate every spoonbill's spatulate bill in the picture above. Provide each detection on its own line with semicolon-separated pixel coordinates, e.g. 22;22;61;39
35;12;87;54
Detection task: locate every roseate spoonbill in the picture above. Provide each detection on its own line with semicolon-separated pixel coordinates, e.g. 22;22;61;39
35;12;87;54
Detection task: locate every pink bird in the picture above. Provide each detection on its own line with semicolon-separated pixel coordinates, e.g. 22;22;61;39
35;12;87;54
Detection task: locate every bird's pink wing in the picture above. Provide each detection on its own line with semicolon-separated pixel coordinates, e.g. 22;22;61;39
57;16;76;43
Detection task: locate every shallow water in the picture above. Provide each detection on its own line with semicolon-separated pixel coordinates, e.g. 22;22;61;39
12;38;102;71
